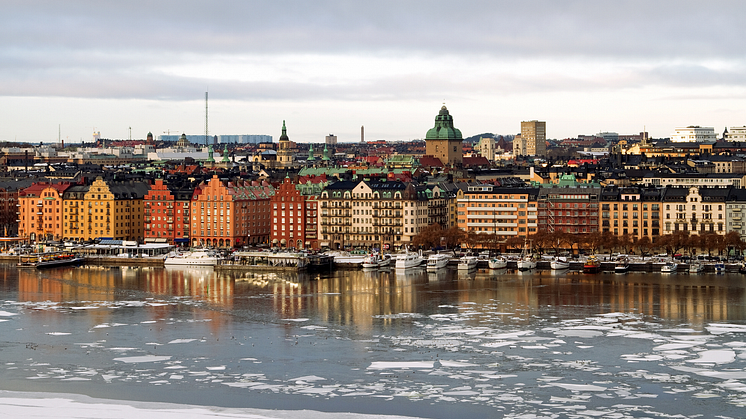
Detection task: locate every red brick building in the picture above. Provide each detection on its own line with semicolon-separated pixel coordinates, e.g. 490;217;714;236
144;179;194;246
191;175;274;248
270;177;322;249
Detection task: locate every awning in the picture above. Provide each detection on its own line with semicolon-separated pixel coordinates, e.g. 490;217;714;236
280;239;286;245
174;238;190;243
272;239;279;244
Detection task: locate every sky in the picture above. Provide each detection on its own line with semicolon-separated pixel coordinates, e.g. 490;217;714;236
1;0;745;143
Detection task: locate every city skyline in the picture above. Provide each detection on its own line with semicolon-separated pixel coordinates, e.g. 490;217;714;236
1;1;745;143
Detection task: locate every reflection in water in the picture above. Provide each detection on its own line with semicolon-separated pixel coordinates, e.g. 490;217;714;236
3;264;746;331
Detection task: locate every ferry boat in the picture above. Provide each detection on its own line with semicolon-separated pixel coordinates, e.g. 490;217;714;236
426;253;450;271
614;258;630;274
550;257;570;270
395;249;423;269
17;252;84;269
457;256;478;271
661;262;678;273
164;250;220;266
583;255;601;274
488;256;507;269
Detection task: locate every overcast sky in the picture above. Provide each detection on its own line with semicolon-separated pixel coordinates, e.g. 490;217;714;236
1;0;745;143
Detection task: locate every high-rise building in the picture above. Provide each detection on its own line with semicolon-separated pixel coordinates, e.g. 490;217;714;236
513;120;546;157
325;134;338;145
425;105;463;166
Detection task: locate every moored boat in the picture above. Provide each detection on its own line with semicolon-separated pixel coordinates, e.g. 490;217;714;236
164;250;220;266
583;255;601;274
714;262;725;274
426;253;450;271
395;249;423;269
689;262;704;273
550;257;570;270
517;238;537;271
457;256;478;271
661;262;678;273
614;258;629;274
17;252;84;269
488;256;507;269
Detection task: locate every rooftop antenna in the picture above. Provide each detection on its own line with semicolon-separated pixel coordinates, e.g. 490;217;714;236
205;92;209;147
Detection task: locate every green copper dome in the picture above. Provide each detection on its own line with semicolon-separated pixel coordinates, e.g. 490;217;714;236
426;105;462;140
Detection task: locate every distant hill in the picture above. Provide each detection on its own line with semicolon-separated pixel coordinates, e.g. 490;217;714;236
464;133;515;144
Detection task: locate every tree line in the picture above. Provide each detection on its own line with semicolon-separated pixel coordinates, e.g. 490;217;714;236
412;224;746;258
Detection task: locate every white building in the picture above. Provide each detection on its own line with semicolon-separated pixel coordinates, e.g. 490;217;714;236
726;126;746;141
671;126;716;142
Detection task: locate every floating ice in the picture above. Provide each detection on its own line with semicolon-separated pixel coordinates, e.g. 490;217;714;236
551;383;607;392
281;318;310;322
168;339;197;344
706;323;746;335
46;332;71;336
0;311;17;316
687;350;736;364
372;313;426;319
113;355;172;364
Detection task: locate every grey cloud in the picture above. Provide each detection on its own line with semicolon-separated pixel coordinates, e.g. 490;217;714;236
2;1;746;59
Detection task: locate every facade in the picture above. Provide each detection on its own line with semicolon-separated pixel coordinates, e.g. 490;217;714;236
318;180;428;251
599;187;661;241
726;189;746;241
425;106;463;166
325;134;338;146
537;185;601;234
476;137;496;160
661;187;728;235
18;182;71;242
0;187;19;236
456;185;539;240
190;175;274;248
514;121;547;157
270;177;322;249
671;126;717;142
143;179;193;245
727;126;746;141
641;173;746;188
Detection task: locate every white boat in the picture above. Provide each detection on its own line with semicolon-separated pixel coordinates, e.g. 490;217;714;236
517;238;536;271
164;250;220;266
457;256;478;271
661;262;678;273
362;254;391;269
614;259;629;274
689;262;703;273
715;262;725;274
325;251;367;267
395;249;423;269
488;256;507;269
550;257;569;270
426;253;450;271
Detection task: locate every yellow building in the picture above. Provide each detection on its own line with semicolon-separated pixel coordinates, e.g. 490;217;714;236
456;185;539;244
62;177;149;242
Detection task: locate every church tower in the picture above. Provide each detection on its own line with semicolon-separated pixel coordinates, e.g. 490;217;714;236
425;105;463;166
277;120;295;168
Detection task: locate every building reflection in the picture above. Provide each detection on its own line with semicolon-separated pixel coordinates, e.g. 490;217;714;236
5;264;746;331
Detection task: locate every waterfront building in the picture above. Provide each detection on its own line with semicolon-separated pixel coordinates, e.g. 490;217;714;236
599;187;661;241
18;182;72;242
61;184;88;241
661;186;728;235
456;185;539;244
726;188;746;241
537;181;601;234
190;175;274;248
317;180;428;251
270;176;324;249
425;105;463;166
143;179;194;246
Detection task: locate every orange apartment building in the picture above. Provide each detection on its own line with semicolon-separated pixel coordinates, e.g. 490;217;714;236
190;175;274;248
18;182;72;242
456;185;539;243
